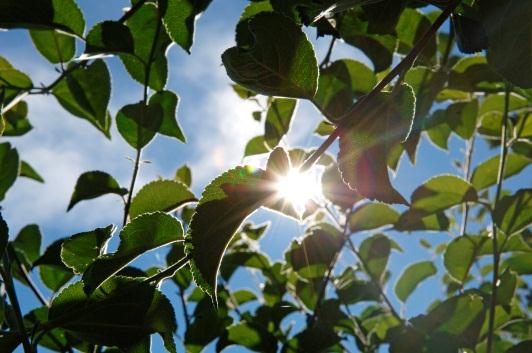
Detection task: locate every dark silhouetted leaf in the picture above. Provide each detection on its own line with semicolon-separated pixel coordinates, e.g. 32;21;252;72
359;233;401;281
52;60;112;137
321;164;361;209
0;142;19;201
85;21;134;55
68;171;127;211
19;161;44;183
12;224;42;265
149;90;186;143
0;0;85;36
116;101;163;149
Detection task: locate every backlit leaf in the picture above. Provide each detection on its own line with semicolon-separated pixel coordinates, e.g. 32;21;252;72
395;260;437;302
349;202;399;232
471;154;530;190
359;233;401;281
85;21;134;55
29;29;75;64
264;98;297;149
2;100;31;136
116;101;163;149
0;142;19;201
149;90;186;143
493;189;532;236
444;235;487;284
61;225;114;274
19;161;44;183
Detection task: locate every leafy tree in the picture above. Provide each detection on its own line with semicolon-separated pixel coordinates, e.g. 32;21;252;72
0;0;531;353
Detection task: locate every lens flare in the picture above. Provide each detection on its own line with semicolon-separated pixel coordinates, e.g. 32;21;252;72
275;168;322;213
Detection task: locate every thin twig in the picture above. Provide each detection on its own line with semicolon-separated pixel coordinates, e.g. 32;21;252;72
486;84;511;353
460;134;475;236
319;37;336;69
119;0;147;23
178;286;191;329
301;0;461;172
144;255;189;284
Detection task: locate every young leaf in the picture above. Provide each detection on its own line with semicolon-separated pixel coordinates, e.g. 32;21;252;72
52;60;112;137
395;260;437;302
29;29;75;64
479;0;532;88
349;202;400;233
222;12;318;99
493;189;532;236
49;277;177;352
264;98;297;149
82;212;183;294
471;154;530;190
0;142;19;201
120;3;172;90
149;90;186;143
85;21;135;55
338;83;415;205
68;171;128;211
129;179;197;219
1;100;31;136
409;175;478;216
19;161;44;183
60;225;114;274
175;165;192;187
160;0;213;53
116;101;163;149
0;0;85;37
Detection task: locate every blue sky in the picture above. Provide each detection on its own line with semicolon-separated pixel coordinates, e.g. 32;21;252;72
1;1;531;352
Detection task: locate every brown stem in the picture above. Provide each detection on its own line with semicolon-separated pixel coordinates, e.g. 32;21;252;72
460;134;475;236
300;0;461;172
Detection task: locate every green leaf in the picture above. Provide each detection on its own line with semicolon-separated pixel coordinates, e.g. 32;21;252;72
314;120;335;136
0;57;32;105
29;29;75;64
129;179;196;219
52;60;112;137
1;100;32;136
175;164;192;187
224;322;276;353
82;212;183;294
264;98;297;149
349;202;399;233
222;12;318;99
504;253;532;275
284;324;340;353
12;224;42;265
396;9;437;66
286;223;343;279
20;161;44;183
231;84;257;99
445;99;479;140
334;267;380;304
337;8;395;72
409;175;478;216
359;233;401;281
61;225;114;274
496;268;516;306
149;90;186;143
85;21;135;55
395;261;437;302
314;59;376;121
394;211;450;232
444;235;488;284
220;251;270;281
120;3;171;90
116;101;163;149
479;92;529;118
493;189;532;236
49;277;177;352
0;0;85;37
338;83;415;204
68;171;127;211
161;0;212;53
244;135;269;157
480;0;532;88
425;110;452;150
185;166;267;301
447;55;503;92
0;142;19;201
321;164;361;209
471;154;530;190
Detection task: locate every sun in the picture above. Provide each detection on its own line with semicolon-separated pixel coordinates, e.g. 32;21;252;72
275;168;322;213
